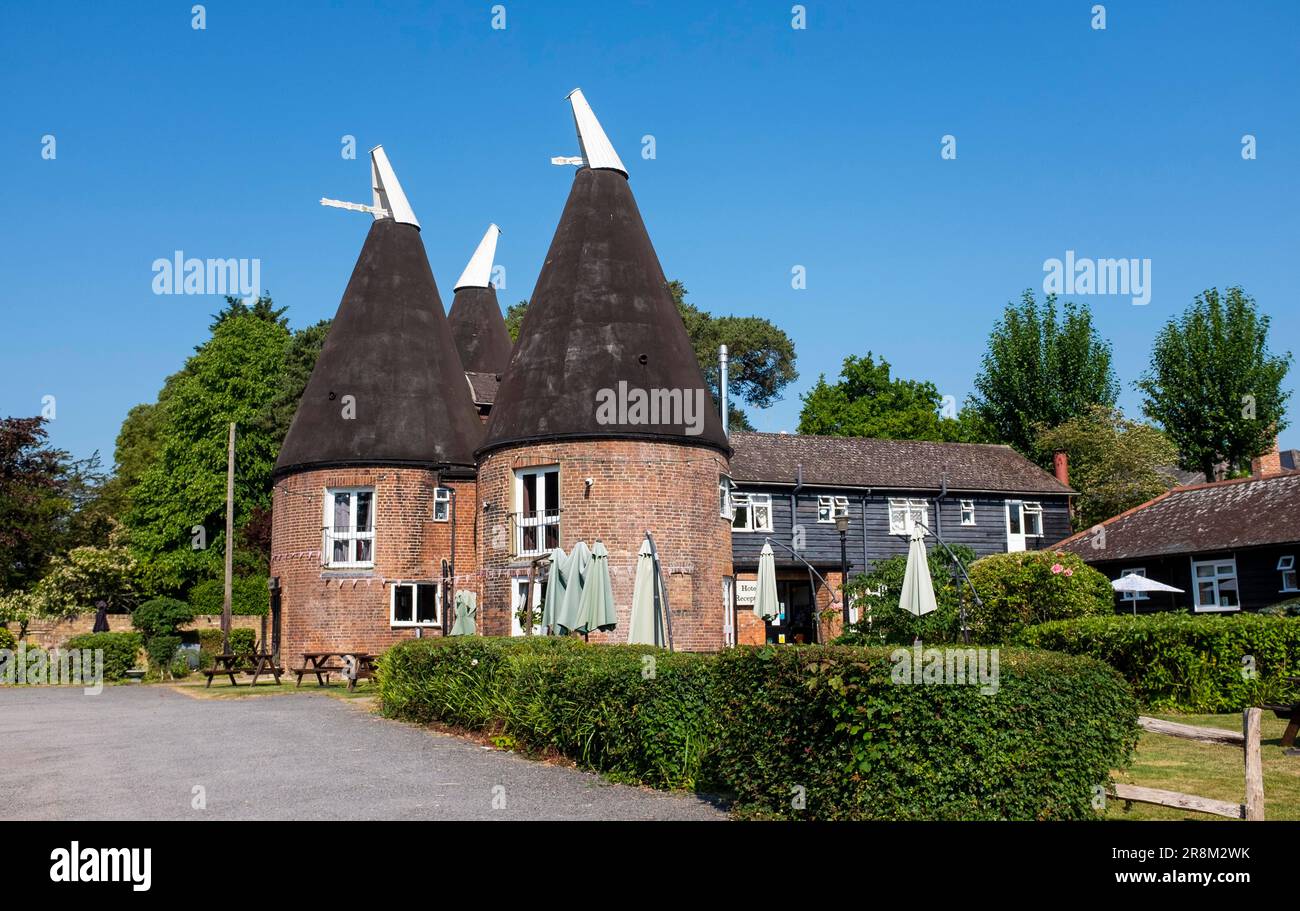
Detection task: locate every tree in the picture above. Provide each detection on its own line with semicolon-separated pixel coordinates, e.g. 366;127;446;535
209;294;288;332
125;312;291;593
0;417;73;591
257;318;332;446
505;281;798;428
798;353;993;442
1035;406;1179;530
30;539;139;620
970;291;1119;458
1138;287;1292;481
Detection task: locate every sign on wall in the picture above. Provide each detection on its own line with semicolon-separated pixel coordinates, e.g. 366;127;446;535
736;580;758;607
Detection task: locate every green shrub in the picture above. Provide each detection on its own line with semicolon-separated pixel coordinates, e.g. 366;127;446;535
131;597;194;639
196;628;255;667
0;627;16;652
838;545;977;645
145;635;182;675
1014;612;1300;712
964;550;1112;640
65;632;143;681
170;657;192;679
1260;598;1300;617
187;577;270;617
379;637;1138;818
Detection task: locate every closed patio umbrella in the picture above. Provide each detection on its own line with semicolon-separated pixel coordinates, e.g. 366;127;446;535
541;547;570;634
565;541;617;637
899;526;938;616
449;590;477;636
92;600;110;633
555;540;592;635
754;541;779;622
629;537;668;646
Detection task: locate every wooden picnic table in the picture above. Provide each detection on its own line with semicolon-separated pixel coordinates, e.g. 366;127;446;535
1265;676;1300;753
294;651;378;690
202;647;283;688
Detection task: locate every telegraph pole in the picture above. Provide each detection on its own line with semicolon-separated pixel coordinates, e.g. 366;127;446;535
222;422;236;654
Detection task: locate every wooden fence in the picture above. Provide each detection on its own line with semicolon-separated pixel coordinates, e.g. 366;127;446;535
1110;707;1264;820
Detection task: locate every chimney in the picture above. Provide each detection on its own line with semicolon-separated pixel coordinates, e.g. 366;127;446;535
1053;450;1070;487
1252;437;1283;479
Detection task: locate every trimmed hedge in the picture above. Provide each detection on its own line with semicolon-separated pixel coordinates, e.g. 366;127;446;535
1014;612;1300;712
380;638;1138;819
65;632;143;681
187;577;270;616
965;550;1113;640
196;628;256;668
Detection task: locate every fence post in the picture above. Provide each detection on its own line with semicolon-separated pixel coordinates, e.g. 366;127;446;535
1244;707;1265;821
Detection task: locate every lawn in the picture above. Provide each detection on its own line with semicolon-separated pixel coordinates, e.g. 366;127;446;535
165;675;377;701
1108;712;1300;821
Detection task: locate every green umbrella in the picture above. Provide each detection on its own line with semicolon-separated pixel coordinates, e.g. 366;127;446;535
555;541;592;635
541;547;570;634
565;541;617;636
899;526;938;616
449;590;477;635
629;537;668;646
754;540;780;622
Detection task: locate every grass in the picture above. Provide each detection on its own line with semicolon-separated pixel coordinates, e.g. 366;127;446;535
165;675;377;701
1107;712;1300;821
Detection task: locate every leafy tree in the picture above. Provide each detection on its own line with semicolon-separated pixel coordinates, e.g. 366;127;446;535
1138;287;1292;481
30;539;139;620
210;294;288;331
837;544;978;645
0;417;74;591
798;353;992;442
970;291;1119;458
1034;406;1179;530
505;300;527;341
125;313;291;593
257;318;332;445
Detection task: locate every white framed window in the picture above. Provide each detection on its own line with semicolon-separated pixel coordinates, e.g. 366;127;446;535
719;475;733;519
1023;501;1044;537
433;487;451;522
323;487;374;568
960;500;976;526
888;498;929;535
1280;555;1298;592
515;466;560;556
1192;558;1240;612
1120;568;1148;602
391;581;441;627
732;492;773;532
817;495;849;523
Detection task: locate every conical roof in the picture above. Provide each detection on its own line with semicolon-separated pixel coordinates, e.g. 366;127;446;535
479;93;727;456
447;224;512;374
275;216;483;477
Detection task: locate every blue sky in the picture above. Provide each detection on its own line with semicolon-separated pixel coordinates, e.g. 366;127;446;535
2;0;1297;463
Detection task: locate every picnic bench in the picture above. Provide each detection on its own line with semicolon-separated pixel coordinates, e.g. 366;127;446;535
1263;675;1300;754
202;641;283;688
294;652;378;690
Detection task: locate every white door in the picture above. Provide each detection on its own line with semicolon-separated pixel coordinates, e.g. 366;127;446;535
510;578;544;636
722;577;736;647
1005;501;1026;553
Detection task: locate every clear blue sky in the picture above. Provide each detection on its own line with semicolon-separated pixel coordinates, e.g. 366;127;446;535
2;0;1296;463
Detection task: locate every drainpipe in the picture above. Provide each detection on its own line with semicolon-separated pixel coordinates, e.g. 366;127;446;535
719;344;729;438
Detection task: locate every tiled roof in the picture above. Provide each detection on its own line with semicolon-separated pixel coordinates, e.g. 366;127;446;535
727;431;1072;494
465;371;499;406
1055;472;1300;561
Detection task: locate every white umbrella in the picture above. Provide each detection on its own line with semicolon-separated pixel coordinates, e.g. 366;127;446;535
555;541;592;635
899;526;938;616
1111;574;1183;595
754;541;780;622
629;538;668;646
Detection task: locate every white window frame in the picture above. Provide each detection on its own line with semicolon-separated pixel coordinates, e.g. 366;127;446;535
433;486;451;522
390;580;442;628
1280;555;1298;593
888;498;930;535
514;466;560;556
960;500;976;526
510;578;544;636
817;495;849;523
719;475;733;519
1191;557;1240;613
1119;567;1148;602
323;487;375;568
1022;501;1044;537
731;492;773;533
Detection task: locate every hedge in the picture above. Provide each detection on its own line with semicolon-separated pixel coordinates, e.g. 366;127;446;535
964;550;1113;641
187;577;270;616
379;637;1138;819
195;628;255;668
65;632;143;681
1014;612;1300;712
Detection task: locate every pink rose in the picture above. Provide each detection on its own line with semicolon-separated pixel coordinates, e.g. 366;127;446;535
1051;563;1064;574
1063;568;1074;577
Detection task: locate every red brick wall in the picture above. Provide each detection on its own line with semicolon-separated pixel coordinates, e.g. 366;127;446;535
271;467;477;661
732;568;846;645
476;440;733;651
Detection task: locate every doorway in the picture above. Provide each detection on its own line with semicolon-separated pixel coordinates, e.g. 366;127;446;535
768;580;816;644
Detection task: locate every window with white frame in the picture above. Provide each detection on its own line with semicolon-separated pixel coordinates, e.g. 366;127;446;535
1022;501;1044;537
1280;555;1298;592
1120;568;1148;601
1192;558;1240;612
888;498;929;535
515;466;560;556
731;492;773;532
324;487;374;568
817;495;849;523
391;581;441;627
433;487;451;522
960;500;976;526
719;475;733;519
